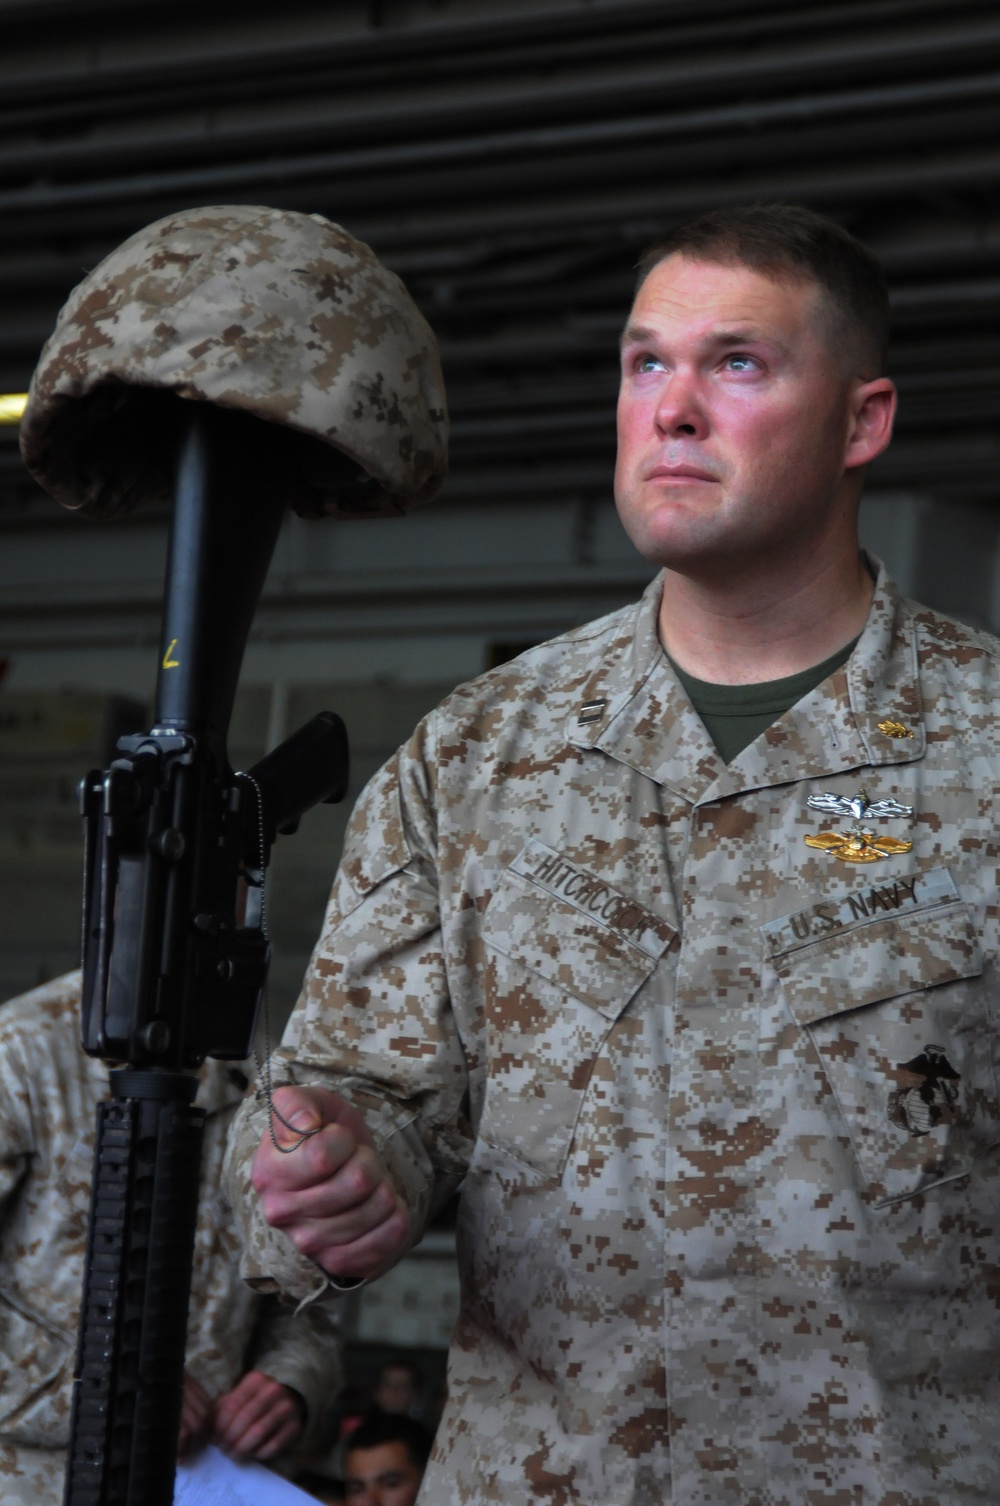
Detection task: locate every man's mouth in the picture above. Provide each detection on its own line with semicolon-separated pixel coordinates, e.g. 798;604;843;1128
644;464;718;483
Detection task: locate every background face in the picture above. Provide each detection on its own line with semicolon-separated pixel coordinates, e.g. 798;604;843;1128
344;1441;424;1506
614;255;859;577
374;1366;420;1414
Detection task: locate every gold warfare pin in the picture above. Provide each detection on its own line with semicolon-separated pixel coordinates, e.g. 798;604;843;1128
804;787;913;864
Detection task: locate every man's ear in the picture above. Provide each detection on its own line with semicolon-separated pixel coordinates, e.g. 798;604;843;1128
845;377;897;471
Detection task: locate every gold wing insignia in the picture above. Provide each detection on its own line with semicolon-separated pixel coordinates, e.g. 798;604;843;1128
803;832;845;850
870;835;913;855
805;827;913;863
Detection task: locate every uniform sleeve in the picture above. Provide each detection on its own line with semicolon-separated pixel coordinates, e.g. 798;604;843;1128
243;1294;343;1455
225;715;473;1301
0;1028;36;1212
0;975;93;1446
0;978;80;1200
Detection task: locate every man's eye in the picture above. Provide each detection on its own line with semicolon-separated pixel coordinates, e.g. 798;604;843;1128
725;354;758;372
635;354;664;373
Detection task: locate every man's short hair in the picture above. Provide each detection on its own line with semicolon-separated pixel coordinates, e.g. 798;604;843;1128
346;1413;434;1470
634;204;890;377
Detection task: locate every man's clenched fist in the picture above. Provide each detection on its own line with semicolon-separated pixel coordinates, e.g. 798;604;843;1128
251;1085;411;1280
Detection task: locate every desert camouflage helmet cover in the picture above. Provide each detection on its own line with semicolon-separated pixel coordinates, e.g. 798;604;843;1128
19;205;448;519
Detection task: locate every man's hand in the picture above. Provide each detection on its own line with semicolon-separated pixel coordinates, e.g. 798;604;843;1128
251;1085;410;1280
213;1369;304;1460
178;1371;214;1459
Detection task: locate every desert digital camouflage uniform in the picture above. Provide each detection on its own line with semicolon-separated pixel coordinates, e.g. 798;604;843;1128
230;557;998;1505
0;973;342;1506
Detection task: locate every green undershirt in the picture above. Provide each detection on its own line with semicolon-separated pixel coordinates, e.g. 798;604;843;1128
671;636;859;765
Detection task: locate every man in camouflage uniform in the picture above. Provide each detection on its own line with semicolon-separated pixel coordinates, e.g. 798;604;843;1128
0;972;343;1504
228;205;999;1504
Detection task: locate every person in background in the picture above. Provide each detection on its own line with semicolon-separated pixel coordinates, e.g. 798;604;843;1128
343;1415;432;1506
372;1357;423;1419
0;972;342;1504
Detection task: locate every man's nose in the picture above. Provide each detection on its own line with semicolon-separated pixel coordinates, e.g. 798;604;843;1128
654;370;706;438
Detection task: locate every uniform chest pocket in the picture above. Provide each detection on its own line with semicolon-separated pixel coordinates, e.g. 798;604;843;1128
772;900;999;1203
480;866;674;1181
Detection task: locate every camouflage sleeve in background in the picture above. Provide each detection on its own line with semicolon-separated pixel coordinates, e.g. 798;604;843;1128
0;974;343;1503
187;1057;345;1461
233;563;1000;1506
0;974;105;1457
241;1293;344;1453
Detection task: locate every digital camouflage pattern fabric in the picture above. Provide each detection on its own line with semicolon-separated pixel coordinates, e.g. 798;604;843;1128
228;563;1000;1505
0;973;342;1506
20;204;447;519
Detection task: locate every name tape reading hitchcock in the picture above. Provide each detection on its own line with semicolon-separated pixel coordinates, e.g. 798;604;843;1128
511;839;675;960
761;865;960;958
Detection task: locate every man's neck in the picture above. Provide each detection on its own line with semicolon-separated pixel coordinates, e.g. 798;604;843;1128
658;544;874;686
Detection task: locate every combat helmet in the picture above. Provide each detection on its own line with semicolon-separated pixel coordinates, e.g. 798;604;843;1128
19;205;448;519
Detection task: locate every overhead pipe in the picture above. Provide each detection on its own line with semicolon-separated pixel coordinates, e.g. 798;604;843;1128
2;0;983;114
3;131;1000;265
4;64;1000;193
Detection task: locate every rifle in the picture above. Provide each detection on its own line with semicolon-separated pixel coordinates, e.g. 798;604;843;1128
64;405;349;1506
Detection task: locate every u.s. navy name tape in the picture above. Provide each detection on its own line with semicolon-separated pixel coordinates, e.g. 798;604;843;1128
761;865;960;958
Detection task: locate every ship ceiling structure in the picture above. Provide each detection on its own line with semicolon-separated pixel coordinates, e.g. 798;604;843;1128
0;0;998;634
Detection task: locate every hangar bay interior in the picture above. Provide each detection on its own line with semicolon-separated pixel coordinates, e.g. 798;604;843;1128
0;0;997;1372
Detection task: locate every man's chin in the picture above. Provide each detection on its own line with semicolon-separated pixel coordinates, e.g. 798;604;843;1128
616;493;727;562
629;525;736;572
637;533;771;583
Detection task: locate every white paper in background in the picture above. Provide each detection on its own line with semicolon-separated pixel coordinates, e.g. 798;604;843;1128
174;1444;319;1505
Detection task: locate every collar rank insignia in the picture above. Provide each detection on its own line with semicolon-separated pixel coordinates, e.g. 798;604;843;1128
888;1044;960;1137
877;719;913;739
804;786;914;863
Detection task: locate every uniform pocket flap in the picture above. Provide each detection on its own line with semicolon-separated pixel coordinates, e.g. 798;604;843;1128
340;754;413;897
775;904;982;1026
483;847;673;1019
